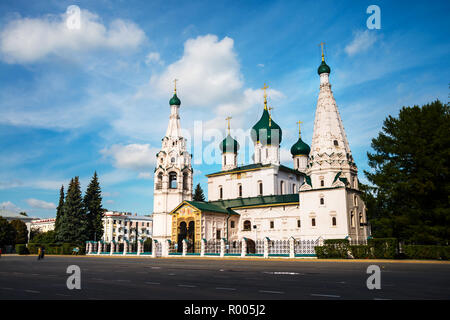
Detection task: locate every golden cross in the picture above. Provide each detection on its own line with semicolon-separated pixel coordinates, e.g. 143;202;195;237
262;83;269;110
319;42;325;61
225;116;232;134
297;120;303;137
173;78;178;93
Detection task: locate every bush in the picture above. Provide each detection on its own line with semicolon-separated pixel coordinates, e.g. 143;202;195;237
27;243;85;255
315;239;350;259
15;244;29;255
404;245;450;260
368;238;398;259
350;245;372;259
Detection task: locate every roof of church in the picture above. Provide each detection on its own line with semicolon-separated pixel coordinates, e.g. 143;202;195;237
209;194;299;209
220;134;239;153
206;163;304;177
169;93;181;105
250;107;282;145
171;200;239;215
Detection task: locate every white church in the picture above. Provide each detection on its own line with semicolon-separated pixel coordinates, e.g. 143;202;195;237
151;51;369;251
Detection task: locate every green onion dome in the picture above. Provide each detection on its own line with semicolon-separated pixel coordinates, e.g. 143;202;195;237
250;108;282;145
220;134;239;153
169;93;181;105
290;137;310;156
317;60;331;75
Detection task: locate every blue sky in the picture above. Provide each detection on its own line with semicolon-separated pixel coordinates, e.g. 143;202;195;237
0;0;448;218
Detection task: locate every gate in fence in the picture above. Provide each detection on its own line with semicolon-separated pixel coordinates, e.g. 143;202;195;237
205;240;221;255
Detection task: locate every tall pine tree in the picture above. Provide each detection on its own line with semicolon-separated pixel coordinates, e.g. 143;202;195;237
84;172;104;241
59;177;87;243
54;185;65;242
364;100;450;244
193;183;206;201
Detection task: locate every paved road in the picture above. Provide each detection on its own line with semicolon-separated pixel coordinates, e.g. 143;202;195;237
0;256;449;300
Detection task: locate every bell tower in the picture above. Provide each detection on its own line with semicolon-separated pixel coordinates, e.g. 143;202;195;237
152;80;193;242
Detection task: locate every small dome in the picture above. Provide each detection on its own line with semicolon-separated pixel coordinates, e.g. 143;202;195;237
317;60;331;75
250;108;282;145
220;134;239;153
290;137;310;156
169;93;181;105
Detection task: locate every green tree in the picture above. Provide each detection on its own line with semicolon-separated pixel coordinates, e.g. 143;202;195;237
54;185;65;242
0;217;16;246
84;172;104;241
59;177;87;243
9;219;28;244
364;100;450;244
193;183;206;201
31;230;56;243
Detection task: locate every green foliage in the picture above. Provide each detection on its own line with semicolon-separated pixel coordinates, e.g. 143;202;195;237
143;238;153;252
364;100;450;244
30;230;56;244
58;177;88;243
193;183;206;201
9;219;28;244
315;239;350;259
54;185;65;241
27;243;85;255
404;245;450;260
84;172;104;241
0;217;17;246
367;238;398;259
15;244;29;255
350;245;372;259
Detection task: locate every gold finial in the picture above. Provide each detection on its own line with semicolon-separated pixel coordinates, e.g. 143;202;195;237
262;83;269;110
173;78;178;94
319;42;325;62
225;116;232;134
297;120;303;138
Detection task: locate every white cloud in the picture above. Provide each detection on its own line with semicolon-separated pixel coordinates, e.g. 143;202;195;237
0;9;146;63
101;143;159;170
138;172;152;179
280;148;293;165
345;30;377;56
105;199;115;204
26;198;56;210
0;201;21;213
145;52;163;65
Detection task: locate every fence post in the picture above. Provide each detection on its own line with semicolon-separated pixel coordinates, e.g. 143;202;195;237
220;238;225;257
264;237;269;258
85;241;89;254
97;241;102;255
241;238;247;257
137;240;142;256
163;239;170;257
182;239;187;256
110;241;114;255
87;242;92;254
289;237;295;258
123;241;128;255
201;239;206;257
152;239;157;258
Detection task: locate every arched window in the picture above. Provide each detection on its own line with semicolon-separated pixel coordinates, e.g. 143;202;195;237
333;140;339;146
243;220;251;231
169;172;177;189
311;218;316;227
156;172;163;189
223;155;226;165
292;184;296;193
351;211;355;227
320;197;324;205
219;186;223;199
238;184;242;197
359;212;363;227
258;182;263;196
183;172;189;190
321;179;324;187
171;157;175;163
280;181;284;195
332;217;337;226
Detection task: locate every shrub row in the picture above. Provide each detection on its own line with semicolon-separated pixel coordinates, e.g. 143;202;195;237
315;238;449;260
404;245;450;260
15;244;29;255
27;243;85;255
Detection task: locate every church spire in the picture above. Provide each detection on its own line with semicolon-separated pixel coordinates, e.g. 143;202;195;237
307;49;357;187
